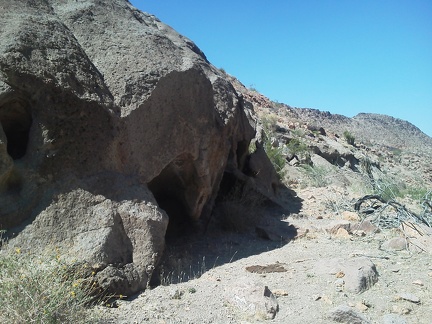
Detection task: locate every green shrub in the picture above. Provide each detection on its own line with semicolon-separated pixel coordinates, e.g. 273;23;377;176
248;140;257;154
286;138;309;156
405;186;430;200
375;178;403;201
0;244;101;323
260;113;287;179
263;140;286;179
301;165;331;187
359;159;427;202
388;146;402;156
343;130;355;146
291;128;305;138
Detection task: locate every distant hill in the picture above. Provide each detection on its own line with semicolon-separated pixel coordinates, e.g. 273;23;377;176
226;73;432;155
290;109;432;153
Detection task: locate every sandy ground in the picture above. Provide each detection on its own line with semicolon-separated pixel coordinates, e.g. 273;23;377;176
98;187;432;324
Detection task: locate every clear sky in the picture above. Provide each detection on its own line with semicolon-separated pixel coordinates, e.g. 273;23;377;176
130;0;432;137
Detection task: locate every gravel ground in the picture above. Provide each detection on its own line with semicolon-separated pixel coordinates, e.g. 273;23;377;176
99;190;432;323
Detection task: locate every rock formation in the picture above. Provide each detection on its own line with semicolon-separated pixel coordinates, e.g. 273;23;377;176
0;0;278;295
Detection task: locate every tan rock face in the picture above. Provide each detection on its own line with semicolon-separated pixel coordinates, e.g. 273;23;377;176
0;0;270;294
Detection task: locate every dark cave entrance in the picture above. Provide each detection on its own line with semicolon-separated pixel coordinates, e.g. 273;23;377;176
0;99;32;160
148;156;197;242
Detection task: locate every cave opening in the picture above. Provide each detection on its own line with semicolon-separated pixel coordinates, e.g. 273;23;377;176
148;157;196;242
0;99;32;160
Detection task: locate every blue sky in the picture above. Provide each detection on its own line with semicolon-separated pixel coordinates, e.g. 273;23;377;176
130;1;432;137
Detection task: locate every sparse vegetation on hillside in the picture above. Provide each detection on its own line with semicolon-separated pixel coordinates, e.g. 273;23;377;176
301;165;331;188
263;140;286;179
260;114;287;179
286;138;309;157
343;130;355;146
352;157;432;228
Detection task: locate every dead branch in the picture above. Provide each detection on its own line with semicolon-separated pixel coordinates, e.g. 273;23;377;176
354;194;431;228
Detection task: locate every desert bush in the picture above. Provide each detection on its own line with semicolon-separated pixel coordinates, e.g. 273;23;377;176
388;146;402;156
263;139;286;179
420;190;432;225
360;162;407;202
301;165;331;187
354;157;432;228
260;113;287;179
404;186;429;200
248;140;257;154
291;128;305;138
343;130;355;146
286;138;309;157
374;177;404;201
0;242;100;323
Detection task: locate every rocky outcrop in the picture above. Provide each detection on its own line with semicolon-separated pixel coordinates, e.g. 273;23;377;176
0;0;277;295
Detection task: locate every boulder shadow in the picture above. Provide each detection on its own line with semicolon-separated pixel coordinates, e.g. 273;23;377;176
150;182;303;287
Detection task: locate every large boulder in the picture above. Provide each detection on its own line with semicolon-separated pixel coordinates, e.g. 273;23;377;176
0;0;275;294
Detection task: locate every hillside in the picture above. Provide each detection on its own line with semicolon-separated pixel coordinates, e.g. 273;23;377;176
226;73;432;188
292;109;432;153
227;73;432;155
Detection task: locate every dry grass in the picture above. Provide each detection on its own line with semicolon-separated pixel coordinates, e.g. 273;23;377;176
0;240;103;323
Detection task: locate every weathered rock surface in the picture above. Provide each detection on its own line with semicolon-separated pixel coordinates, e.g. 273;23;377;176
397;293;421;304
315;257;379;294
224;281;279;320
381;237;407;251
0;0;276;294
343;258;379;294
328;305;371;324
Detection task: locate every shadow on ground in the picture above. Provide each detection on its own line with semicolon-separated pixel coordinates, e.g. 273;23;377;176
150;184;303;287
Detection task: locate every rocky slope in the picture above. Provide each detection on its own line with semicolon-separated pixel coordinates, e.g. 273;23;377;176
227;74;432;155
293;109;432;153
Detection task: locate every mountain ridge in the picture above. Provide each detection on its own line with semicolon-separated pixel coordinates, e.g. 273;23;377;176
291;108;432;152
226;73;432;154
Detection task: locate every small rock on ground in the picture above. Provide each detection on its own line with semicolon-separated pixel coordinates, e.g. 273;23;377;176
328;304;371;324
